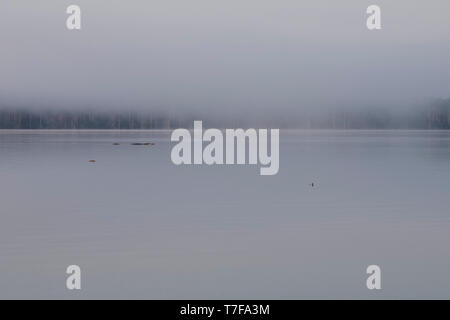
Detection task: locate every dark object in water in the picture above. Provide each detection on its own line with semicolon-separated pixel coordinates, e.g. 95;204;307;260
311;182;314;187
113;143;120;145
131;142;155;146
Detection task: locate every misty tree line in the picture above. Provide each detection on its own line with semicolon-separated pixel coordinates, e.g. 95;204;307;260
0;100;449;129
296;100;450;130
0;111;178;130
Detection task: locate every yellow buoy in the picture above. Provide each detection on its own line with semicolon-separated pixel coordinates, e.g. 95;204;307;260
88;160;96;163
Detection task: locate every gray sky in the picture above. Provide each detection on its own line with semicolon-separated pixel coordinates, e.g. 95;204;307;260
1;0;450;112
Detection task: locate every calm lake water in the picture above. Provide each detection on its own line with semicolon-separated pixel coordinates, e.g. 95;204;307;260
0;130;449;299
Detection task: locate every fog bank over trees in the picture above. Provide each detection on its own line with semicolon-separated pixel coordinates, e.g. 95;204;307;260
1;99;449;130
2;1;450;117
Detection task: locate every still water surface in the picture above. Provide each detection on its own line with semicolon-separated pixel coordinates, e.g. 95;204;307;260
0;130;449;299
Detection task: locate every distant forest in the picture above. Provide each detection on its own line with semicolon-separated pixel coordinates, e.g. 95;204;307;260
1;99;449;129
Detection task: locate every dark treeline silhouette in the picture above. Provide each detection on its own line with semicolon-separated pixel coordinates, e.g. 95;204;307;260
1;99;449;129
0;110;176;130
